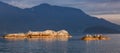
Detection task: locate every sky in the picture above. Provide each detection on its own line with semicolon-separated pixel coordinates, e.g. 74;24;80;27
0;0;120;25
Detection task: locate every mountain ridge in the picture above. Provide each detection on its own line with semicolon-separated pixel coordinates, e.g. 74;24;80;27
0;2;120;34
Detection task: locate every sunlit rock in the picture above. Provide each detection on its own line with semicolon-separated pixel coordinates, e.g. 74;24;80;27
57;30;71;38
4;33;26;38
81;34;110;41
27;37;69;41
42;30;57;36
26;31;43;38
3;30;72;40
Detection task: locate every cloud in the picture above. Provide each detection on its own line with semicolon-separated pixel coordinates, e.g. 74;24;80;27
93;14;120;25
0;0;120;15
59;0;120;15
0;0;46;8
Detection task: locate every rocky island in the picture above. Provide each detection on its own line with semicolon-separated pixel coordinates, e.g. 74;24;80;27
2;30;72;39
81;34;110;41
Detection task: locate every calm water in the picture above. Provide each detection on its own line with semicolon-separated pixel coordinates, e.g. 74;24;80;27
0;34;120;53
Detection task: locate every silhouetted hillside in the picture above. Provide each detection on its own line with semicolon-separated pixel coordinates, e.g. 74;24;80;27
0;2;120;34
84;26;120;34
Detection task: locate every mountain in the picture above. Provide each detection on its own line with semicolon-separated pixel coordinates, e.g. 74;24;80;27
84;26;120;34
0;2;120;34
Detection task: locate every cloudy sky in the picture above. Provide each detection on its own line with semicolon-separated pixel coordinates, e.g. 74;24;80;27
0;0;120;25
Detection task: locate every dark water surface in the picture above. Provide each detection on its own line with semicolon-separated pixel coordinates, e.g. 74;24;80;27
0;34;120;53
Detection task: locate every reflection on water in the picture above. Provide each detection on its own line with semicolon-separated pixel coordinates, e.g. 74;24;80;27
84;34;120;53
0;34;120;53
0;38;68;53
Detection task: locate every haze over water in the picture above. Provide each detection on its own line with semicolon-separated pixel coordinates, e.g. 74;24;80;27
0;34;120;53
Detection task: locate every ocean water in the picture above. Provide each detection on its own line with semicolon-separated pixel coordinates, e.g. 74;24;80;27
0;34;120;53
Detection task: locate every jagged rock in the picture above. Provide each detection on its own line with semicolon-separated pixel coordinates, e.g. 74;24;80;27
81;34;110;41
42;30;57;36
4;33;26;38
3;30;72;39
57;30;71;37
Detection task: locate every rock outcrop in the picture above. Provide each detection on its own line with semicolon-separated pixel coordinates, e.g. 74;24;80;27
3;33;26;38
3;30;72;39
81;34;110;41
